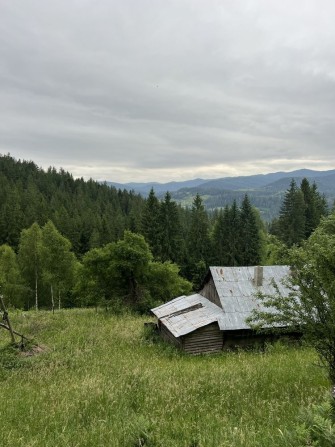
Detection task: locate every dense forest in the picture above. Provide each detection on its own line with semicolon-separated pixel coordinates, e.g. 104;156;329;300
0;154;329;312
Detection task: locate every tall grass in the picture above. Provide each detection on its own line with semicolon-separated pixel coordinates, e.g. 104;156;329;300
0;309;328;446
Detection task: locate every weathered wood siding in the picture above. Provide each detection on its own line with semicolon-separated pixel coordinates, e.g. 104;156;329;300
200;277;222;308
181;322;223;354
158;321;182;347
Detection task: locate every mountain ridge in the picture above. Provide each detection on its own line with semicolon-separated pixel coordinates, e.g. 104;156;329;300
106;168;335;195
106;168;335;221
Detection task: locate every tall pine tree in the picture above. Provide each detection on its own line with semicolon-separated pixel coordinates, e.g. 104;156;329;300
186;194;211;287
141;188;161;259
239;194;262;265
277;180;306;247
158;192;181;263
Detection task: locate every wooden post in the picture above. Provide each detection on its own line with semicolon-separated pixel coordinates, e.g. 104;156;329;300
0;294;16;344
51;284;55;314
35;269;38;311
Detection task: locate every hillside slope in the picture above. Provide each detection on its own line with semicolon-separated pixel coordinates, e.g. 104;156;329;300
108;168;335;220
0;309;327;447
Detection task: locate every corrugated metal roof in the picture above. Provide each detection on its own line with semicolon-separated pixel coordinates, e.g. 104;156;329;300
151;266;292;336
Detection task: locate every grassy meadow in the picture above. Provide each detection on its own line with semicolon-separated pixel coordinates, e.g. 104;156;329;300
0;309;329;447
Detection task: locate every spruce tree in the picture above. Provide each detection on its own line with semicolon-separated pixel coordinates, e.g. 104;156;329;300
158;192;181;263
301;178;319;239
141;188;161;259
188;194;210;262
211;208;229;265
278;180;306;247
186;194;211;286
239;194;261;265
226;200;241;266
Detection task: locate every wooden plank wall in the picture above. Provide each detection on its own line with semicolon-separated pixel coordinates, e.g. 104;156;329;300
182;323;223;355
159;323;182;347
200;277;222;308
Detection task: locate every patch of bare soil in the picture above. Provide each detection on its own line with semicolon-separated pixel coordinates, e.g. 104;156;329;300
19;344;48;357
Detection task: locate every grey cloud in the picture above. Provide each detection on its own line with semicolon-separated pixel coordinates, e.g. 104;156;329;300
1;0;335;181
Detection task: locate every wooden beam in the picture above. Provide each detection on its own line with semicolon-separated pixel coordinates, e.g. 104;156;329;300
0;295;15;344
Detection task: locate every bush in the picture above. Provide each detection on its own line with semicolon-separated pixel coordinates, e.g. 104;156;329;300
281;399;335;447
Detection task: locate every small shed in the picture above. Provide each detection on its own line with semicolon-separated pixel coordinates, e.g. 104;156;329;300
151;265;294;354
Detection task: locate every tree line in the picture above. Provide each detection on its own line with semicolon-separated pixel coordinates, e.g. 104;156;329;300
0;154;329;311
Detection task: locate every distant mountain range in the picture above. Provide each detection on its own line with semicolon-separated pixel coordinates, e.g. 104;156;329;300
106;169;335;221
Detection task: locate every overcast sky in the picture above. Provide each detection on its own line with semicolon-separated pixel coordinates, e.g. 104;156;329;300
1;0;335;183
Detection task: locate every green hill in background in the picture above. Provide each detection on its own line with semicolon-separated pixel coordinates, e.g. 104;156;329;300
109;169;335;221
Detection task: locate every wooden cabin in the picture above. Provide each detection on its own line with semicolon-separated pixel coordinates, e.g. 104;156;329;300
151;265;293;354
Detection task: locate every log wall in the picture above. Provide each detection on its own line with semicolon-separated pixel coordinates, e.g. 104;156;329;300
200;277;222;308
159;322;182;347
181;322;223;355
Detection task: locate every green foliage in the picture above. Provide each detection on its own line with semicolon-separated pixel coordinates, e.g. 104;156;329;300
210;196;263;267
0;154;145;256
146;261;192;306
264;234;290;265
249;212;335;385
274;178;328;247
239;194;262;265
73;244;116;309
141;188;161;259
18;223;42;310
40;221;77;310
186;194;211;286
75;231;191;312
280;399;335;447
158;192;183;263
108;231;153;306
0;244;26;308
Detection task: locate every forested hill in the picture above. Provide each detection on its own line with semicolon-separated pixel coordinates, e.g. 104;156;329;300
0;154;144;255
109;168;335;221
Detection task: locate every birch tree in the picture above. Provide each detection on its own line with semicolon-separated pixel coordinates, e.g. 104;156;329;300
18;223;42;310
40;221;76;311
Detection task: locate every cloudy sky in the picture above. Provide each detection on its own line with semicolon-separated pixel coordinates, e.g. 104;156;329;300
1;0;335;183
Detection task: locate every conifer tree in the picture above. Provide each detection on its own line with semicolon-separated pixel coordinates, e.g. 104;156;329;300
301;178;319;239
211;208;230;265
226;200;241;266
158;192;181;263
277;180;306;247
186;194;211;286
188;194;210;262
141;188;161;259
239;194;262;265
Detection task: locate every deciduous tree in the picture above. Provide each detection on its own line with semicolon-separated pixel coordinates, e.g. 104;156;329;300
40;221;76;311
18;223;42;310
249;212;335;395
0;244;25;308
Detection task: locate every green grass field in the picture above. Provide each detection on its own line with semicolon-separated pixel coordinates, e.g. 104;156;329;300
0;309;328;447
